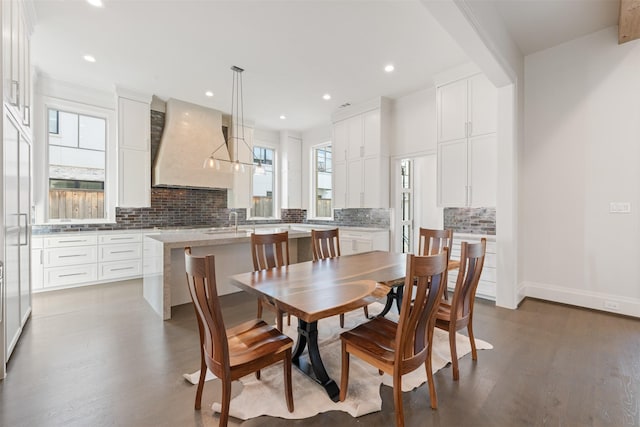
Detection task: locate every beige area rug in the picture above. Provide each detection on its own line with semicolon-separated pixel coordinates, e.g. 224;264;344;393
183;302;492;420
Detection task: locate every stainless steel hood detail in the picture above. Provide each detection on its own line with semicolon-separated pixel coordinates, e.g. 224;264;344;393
153;98;233;189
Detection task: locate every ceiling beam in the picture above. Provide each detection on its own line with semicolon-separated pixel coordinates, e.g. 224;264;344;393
619;0;640;44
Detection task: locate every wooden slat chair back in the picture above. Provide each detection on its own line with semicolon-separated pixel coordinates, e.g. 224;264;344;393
311;228;368;326
418;227;453;258
436;238;486;380
417;227;454;298
339;250;448;427
251;231;291;330
184;247;294;426
311;228;341;261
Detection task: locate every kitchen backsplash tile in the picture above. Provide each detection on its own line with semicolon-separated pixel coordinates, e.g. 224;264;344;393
307;208;390;228
444;207;496;235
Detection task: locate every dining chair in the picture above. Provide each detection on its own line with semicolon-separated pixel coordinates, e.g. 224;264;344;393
184;247;294;427
339;250;449;427
251;231;291;331
311;228;369;327
418;227;456;293
435;238;486;380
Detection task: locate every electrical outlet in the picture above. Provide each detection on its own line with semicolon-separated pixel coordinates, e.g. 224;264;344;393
604;300;620;310
609;202;631;213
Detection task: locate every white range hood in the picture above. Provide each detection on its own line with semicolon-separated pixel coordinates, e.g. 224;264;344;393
153;98;233;189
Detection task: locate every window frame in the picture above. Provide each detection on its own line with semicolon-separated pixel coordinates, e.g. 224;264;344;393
37;96;117;224
310;141;333;220
248;143;278;220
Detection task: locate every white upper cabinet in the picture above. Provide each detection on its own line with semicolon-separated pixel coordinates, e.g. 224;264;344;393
437;73;497;207
468;74;498;137
119;97;150;150
331;98;390;209
3;0;33;130
437;78;467;143
117;93;151;207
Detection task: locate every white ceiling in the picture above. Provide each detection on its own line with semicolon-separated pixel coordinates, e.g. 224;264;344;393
31;0;620;133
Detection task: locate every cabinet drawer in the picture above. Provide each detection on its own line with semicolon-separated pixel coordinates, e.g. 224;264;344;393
99;243;141;262
45;264;98;287
99;233;142;244
44;234;97;248
44;246;98;267
99;259;142;281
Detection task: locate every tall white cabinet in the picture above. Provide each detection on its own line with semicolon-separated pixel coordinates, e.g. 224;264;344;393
117;91;151;208
437;73;497;207
332;97;390;209
1;0;33;378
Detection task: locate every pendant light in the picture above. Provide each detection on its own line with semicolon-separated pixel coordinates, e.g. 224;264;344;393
204;66;261;173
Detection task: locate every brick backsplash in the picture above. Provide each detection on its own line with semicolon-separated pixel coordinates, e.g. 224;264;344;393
443;207;496;235
33;110;391;233
307;208;390;228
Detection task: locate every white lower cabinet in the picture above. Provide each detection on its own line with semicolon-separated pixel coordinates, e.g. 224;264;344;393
34;230;143;292
447;233;496;300
46;264;98;288
339;229;389;256
99;259;142;281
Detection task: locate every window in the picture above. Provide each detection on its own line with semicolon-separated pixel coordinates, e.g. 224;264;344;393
47;109;107;220
312;143;332;218
251;146;275;218
37;95;117;224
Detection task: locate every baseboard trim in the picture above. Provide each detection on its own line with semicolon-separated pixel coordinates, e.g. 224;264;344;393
522;281;640;318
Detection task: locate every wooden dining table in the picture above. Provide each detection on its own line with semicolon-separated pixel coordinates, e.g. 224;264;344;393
229;250;407;402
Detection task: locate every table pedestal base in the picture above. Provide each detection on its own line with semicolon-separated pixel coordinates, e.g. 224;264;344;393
291;319;340;402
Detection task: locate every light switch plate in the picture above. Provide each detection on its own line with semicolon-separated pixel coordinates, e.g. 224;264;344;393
609;202;631;213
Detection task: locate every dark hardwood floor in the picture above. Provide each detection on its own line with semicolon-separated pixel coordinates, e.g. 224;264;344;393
1;279;638;426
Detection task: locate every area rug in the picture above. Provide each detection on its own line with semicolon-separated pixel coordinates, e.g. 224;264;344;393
183;302;492;420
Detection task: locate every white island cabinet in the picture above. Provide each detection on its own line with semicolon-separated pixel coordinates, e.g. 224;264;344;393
143;226;314;320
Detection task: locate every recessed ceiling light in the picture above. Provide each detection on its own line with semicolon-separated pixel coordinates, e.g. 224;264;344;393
384;64;395;73
205;91;214;97
83;55;96;63
280;115;286;120
87;0;104;7
322;94;331;100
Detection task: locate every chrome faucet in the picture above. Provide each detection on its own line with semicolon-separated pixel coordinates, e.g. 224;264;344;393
229;211;238;232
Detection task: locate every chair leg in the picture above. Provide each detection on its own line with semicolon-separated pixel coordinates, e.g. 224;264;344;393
426;345;438;409
287;313;291;326
276;311;283;331
219;377;232;427
393;373;405;427
255;370;261;380
449;327;459;381
194;358;207;410
339;342;350;402
257;298;263;319
363;305;369;319
468;322;478;361
284;349;294;412
339;313;345;328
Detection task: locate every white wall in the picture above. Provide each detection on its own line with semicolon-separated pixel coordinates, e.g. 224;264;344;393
523;27;640;316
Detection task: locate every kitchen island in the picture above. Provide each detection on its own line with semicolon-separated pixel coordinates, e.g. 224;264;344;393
143;225;317;319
